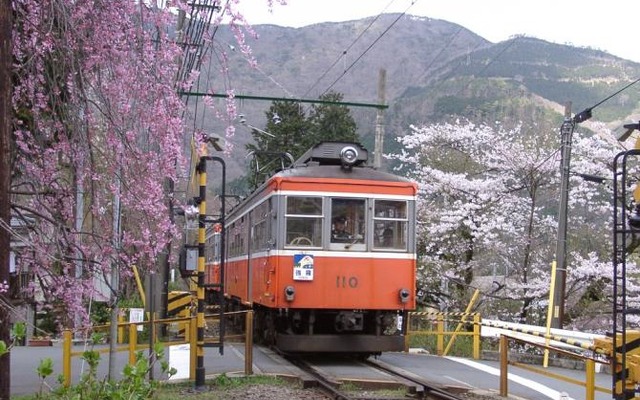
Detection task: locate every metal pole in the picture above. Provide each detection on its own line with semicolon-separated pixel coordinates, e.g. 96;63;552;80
373;69;386;169
108;179;121;380
148;276;155;381
552;103;574;329
195;156;207;390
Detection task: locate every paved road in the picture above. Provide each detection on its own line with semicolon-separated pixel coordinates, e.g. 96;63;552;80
378;352;612;400
8;342;614;399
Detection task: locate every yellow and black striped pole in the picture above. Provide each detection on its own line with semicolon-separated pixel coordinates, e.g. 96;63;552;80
195;156;207;389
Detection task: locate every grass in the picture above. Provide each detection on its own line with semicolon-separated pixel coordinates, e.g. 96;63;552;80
11;375;292;399
154;374;292;399
408;332;479;357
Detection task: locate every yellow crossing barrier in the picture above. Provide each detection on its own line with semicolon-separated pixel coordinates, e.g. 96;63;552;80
481;320;610;355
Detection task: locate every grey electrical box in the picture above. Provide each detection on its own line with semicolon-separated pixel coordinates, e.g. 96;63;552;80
185;248;198;271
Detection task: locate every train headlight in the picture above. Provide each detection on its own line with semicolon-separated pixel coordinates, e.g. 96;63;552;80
340;146;359;167
399;288;410;303
285;285;295;301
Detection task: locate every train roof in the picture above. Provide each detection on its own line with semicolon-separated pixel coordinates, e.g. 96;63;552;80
278;141;412;183
229;142;415;216
273;163;413;183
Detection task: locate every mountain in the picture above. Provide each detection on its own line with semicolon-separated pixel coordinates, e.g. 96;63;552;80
191;14;640;181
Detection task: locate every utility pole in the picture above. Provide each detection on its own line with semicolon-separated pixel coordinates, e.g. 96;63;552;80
0;0;12;398
551;102;574;329
194;155;208;390
374;69;386;169
107;180;121;380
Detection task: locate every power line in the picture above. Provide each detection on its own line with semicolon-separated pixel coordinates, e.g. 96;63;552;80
573;75;640;123
320;1;418;96
414;26;464;84
179;91;388;109
303;0;399;98
453;38;519;98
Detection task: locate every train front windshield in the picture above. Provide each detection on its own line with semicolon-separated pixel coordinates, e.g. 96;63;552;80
284;195;411;251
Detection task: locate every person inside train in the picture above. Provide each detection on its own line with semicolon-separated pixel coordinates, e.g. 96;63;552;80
332;215;352;242
382;227;394;247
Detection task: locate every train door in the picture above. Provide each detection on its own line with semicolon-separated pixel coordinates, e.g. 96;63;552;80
246;212;254;304
225;217;249;303
249;199;272;304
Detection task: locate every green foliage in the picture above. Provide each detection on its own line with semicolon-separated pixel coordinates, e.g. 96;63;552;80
29;341;176;399
118;295;144;309
90;302;111;325
307;91;358;144
245;100;310;187
245;91;359;188
433;96;492;119
212;373;234;387
154;375;290;399
0;322;27;356
167;279;186;293
13;322;27;339
36;358;54;380
408;332;476;357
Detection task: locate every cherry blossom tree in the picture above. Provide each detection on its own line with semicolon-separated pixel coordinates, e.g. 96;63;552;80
2;0;286;396
10;0;187;333
7;0;285;328
388;120;636;328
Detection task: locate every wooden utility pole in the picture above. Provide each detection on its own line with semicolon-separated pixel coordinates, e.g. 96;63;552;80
0;0;12;398
551;102;573;329
374;69;386;169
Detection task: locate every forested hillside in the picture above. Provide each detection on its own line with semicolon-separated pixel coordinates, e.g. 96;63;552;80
193;14;640;180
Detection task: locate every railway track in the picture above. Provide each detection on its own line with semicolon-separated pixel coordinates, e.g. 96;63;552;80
366;357;466;400
284;354;466;400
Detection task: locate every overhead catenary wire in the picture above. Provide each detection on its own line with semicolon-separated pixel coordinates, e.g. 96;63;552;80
320;0;418;97
573;75;640;124
302;0;400;99
414;26;464;85
452;37;519;98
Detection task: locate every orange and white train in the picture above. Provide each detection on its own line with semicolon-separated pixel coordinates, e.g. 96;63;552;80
205;141;417;355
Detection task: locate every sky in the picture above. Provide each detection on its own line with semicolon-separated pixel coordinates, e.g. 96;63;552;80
237;0;640;63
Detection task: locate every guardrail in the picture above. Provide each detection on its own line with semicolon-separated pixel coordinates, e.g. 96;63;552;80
61;310;254;387
406;311;482;359
498;334;611;400
407;311;614;399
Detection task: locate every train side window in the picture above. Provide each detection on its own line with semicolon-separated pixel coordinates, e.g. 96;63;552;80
251;200;270;252
373;200;407;251
228;221;242;257
285;196;323;247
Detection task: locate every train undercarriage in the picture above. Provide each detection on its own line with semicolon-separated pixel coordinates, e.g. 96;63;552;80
251;304;408;355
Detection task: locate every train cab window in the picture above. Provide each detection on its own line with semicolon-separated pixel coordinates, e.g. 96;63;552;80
285;196;323;247
331;198;366;250
373;200;407;251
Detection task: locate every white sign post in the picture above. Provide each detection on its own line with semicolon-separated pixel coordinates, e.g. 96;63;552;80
129;308;144;332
